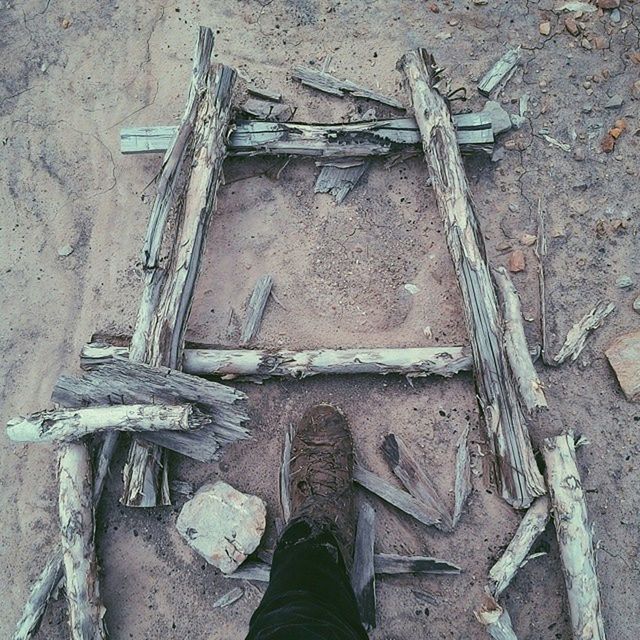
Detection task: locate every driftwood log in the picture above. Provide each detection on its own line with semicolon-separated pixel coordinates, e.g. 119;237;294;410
52;359;249;462
7;404;207;443
82;343;473;380
354;465;444;529
240;275;273;346
381;434;452;531
400;48;545;509
58;443;107;640
493;267;547;413
488;496;550;597
123;29;237;507
119;114;494;156
542;434;606;640
351;502;376;630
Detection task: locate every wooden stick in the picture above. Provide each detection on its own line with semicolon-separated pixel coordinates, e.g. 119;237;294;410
292;65;404;108
53;359;249;462
553;301;615;365
58;443;107;640
400;48;545;509
240;275;273;346
476;595;518;640
120;114;494;156
123;28;237;507
373;553;461;575
453;424;472;527
7;404;206;443
279;423;293;523
542;433;606;640
381;434;452;531
354;465;443;529
82;343;473;380
488;496;550;597
478;48;521;97
493;267;547;412
351;502;376;630
314;159;369;203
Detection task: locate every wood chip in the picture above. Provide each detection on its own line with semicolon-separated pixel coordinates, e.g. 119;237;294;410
478;48;521;97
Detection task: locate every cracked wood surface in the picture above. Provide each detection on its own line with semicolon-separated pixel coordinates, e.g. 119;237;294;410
400;48;545;509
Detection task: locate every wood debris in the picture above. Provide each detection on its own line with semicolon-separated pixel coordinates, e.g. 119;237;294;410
242;98;292;122
381;434;452;531
246;83;282;102
82;343;473;380
605;330;640;401
478;48;521;97
373;554;461;575
553;301;615;364
314;159;369;203
542;433;606;640
476;595;518;640
240;275;274;346
279;423;294;523
400;48;545;509
212;587;244;609
351;502;376;630
453;425;472;527
292;65;403;109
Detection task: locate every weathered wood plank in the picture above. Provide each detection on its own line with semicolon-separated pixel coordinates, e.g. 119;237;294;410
542;434;606;640
373;553;461;575
400;48;545;509
478;48;521;97
240;275;273;346
120;114;493;156
453;424;472;527
314;159;369;203
351;502;376;630
81;343;472;380
381;434;452;531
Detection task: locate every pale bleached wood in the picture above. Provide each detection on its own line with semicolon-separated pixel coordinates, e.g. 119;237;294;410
81;343;473;380
246;83;282;102
493;267;548;413
314;159;369;203
53;358;249;462
373;553;461;575
279;423;294;523
488;496;550;597
478;48;521;97
351;502;376;630
292;65;404;108
7;404;206;443
476;595;519;640
453;424;472;527
120;114;493;156
542;433;606;640
240;275;273;346
400;48;545;509
58;442;106;640
354;465;442;529
381;433;452;532
553;301;615;365
123;27;237;507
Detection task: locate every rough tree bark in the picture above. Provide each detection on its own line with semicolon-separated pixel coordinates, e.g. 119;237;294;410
400;48;545;509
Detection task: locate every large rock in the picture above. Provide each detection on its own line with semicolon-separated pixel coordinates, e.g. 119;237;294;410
605;330;640;402
176;481;266;574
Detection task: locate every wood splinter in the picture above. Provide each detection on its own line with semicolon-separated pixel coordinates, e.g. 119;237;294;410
351;502;376;630
400;48;545;509
241;275;274;346
542;433;606;640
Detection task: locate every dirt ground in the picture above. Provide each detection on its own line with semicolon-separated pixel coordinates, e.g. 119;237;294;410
2;0;639;638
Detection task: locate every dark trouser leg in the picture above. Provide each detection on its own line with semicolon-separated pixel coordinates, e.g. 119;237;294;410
245;519;369;640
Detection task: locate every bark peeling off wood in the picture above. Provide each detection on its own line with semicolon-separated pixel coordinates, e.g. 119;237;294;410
475;595;519;640
478;48;521;97
400;48;545;509
7;404;205;443
453;424;472;527
382;434;453;531
493;267;548;412
120;115;493;157
292;66;404;108
314;160;369;203
351;502;376;630
240;275;274;346
58;443;107;640
488;496;550;597
542;433;606;640
82;343;473;380
553;301;615;364
354;465;443;529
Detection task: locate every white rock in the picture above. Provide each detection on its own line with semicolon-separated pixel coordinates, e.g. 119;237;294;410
57;244;74;257
176;481;266;574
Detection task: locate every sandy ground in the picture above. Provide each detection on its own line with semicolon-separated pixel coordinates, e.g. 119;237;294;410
2;0;639;638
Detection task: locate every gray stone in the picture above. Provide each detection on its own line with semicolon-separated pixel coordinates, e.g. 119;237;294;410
176;481;266;574
57;244;74;257
610;8;621;22
605;94;624;109
633;296;640;312
606;330;640;402
481;101;512;136
616;275;633;289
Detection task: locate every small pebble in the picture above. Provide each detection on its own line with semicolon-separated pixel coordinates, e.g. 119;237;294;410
539;22;551;36
605;94;623;109
565;17;579;36
610;8;621;22
404;283;419;295
520;233;537;246
58;244;74;257
616;276;633;288
633;296;640;312
597;0;620;8
508;250;526;273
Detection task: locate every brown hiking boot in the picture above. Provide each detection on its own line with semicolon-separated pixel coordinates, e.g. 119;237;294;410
288;404;356;563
